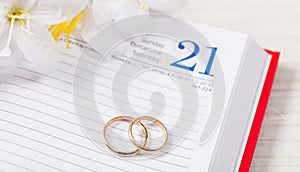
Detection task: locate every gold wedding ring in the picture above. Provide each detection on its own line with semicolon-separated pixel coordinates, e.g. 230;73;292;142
103;116;168;156
128;116;168;152
103;116;148;156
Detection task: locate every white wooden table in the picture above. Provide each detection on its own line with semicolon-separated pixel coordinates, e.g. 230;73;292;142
176;0;300;171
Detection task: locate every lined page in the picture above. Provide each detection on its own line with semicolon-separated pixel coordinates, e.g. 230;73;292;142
0;57;204;172
0;23;249;172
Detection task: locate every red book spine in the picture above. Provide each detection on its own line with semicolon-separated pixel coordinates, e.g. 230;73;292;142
238;50;280;172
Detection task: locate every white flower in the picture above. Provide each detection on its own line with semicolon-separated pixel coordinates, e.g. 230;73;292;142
92;0;188;24
48;2;101;46
48;1;104;44
79;4;103;41
0;0;87;82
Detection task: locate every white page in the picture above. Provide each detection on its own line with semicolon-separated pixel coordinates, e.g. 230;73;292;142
0;23;249;172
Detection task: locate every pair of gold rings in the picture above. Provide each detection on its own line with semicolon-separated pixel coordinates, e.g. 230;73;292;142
103;116;168;156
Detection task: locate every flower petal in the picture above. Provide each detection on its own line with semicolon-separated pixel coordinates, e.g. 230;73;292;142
0;18;8;38
0;1;7;16
93;0;147;24
29;0;88;25
0;31;22;83
92;0;125;24
14;20;59;73
79;5;103;41
1;0;37;11
145;0;188;13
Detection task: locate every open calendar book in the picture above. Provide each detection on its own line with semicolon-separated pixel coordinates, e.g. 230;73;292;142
0;16;279;172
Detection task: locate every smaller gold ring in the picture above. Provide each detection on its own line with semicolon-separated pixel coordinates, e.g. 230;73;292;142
128;116;168;152
103;116;148;156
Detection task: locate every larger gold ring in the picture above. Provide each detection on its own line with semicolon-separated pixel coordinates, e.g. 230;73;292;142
128;116;168;152
103;116;148;156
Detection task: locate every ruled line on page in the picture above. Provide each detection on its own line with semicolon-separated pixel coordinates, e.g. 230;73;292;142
0;87;195;171
15;68;207;123
0;134;182;172
61;60;207;112
0;98;160;145
0;99;192;161
0;149;65;172
0;107;192;160
70;60;209;101
58;55;209;111
0;138;153;172
0;90;195;151
58;68;206;124
15;70;208;122
0;88;196;157
57;53;208;106
0;105;187;150
23;56;206;108
0;119;185;171
0;137;116;172
60;62;208;111
18;66;207;125
64;63;207;107
58;66;206;111
0;100;161;148
7;73;201;148
0;90;198;143
0;86;198;144
0;122;161;172
0;108;191;171
14;69;205;132
63;67;205;107
0;159;36;172
59;51;211;99
57;69;204;124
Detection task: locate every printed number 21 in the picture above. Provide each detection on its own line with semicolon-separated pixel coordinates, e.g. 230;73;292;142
170;40;217;76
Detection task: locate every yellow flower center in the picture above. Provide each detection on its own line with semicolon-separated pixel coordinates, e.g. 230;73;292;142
138;0;148;10
48;13;82;49
0;8;31;57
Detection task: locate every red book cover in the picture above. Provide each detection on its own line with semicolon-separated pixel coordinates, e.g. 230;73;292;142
239;50;280;172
